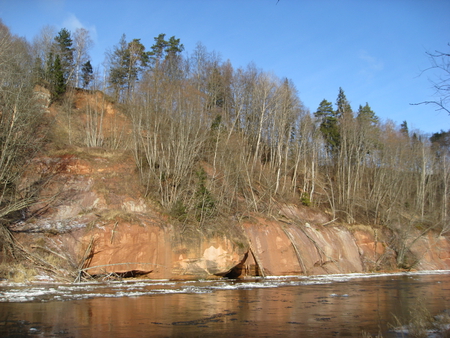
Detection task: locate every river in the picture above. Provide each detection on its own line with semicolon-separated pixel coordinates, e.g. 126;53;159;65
1;271;449;337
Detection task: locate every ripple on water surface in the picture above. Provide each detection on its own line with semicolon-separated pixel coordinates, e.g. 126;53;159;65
1;270;449;303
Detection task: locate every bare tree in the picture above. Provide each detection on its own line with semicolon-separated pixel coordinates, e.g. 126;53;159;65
131;68;208;209
0;20;46;256
413;44;450;114
73;28;93;88
31;25;57;76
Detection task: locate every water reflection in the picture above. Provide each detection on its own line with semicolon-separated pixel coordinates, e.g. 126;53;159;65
0;272;449;337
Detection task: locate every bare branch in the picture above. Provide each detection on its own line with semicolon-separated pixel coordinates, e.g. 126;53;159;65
411;100;450;115
413;43;450;115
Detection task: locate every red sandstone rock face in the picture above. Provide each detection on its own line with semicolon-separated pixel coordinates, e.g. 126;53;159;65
242;220;364;276
17;149;450;280
77;221;247;279
69;215;450;279
352;228;397;271
409;232;450;270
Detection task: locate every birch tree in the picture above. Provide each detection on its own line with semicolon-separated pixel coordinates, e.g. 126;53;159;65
0;21;46;247
73;28;93;88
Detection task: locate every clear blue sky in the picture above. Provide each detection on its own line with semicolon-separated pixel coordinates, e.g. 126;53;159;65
1;0;449;134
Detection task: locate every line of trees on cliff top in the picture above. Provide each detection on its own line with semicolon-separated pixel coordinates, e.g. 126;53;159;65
1;21;450;242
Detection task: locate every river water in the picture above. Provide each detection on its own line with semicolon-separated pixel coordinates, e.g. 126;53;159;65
0;271;449;337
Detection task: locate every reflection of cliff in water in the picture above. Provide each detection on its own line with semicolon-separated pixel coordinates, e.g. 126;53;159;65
1;272;449;337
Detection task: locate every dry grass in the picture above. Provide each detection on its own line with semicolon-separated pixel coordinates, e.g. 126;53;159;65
360;331;383;338
93;210;143;228
360;300;450;338
0;262;37;283
389;298;450;338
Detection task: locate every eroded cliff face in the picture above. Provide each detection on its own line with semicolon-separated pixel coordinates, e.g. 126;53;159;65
16;150;450;281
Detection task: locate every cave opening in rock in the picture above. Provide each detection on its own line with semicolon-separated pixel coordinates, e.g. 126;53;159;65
222;252;261;279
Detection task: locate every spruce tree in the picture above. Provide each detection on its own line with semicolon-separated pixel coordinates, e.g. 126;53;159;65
315;99;340;153
53;54;66;100
400;120;409;136
54;28;74;84
335;87;352;118
81;60;93;88
45;52;66;100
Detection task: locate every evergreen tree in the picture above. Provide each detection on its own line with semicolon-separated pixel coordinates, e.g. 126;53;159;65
166;36;184;58
45;52;65;100
431;130;450;146
108;35;150;100
150;33;168;62
335;87;352;118
149;33;184;77
164;35;184;80
52;54;66;100
400;120;409;136
315;99;340;153
430;129;450;151
195;169;216;221
126;38;150;80
357;103;378;124
54;28;74;84
109;34;128;99
81;60;93;88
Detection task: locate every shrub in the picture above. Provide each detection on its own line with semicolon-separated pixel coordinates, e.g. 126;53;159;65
301;192;311;207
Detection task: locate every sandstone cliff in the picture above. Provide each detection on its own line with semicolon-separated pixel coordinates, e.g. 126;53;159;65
13;151;450;281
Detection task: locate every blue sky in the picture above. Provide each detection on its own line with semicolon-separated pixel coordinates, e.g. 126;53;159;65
1;0;449;134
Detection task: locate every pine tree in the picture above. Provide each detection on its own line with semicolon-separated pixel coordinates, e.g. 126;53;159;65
164;36;184;80
149;33;184;77
315;99;334;120
126;38;150;82
166;36;184;58
109;34;128;99
357;103;378;124
108;35;150;101
150;33;168;62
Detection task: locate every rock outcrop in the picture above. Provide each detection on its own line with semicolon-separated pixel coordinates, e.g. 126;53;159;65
15;150;450;281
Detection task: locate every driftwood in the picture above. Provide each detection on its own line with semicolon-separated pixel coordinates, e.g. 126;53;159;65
74;236;96;283
74;262;161;283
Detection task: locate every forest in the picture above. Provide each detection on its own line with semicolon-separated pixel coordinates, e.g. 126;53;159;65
1;19;450;266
